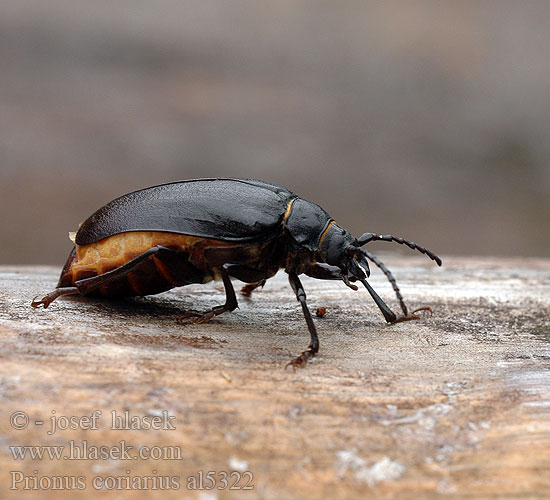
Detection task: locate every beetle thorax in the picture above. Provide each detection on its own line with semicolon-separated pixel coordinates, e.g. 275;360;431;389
285;250;317;275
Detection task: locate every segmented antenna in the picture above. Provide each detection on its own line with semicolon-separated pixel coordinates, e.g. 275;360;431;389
356;233;442;266
360;248;408;316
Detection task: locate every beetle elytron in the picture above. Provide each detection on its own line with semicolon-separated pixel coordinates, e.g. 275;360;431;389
32;178;442;367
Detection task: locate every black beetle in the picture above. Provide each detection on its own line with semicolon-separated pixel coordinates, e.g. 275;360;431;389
32;178;441;367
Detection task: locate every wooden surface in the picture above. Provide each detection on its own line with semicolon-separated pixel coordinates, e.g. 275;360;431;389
0;256;549;499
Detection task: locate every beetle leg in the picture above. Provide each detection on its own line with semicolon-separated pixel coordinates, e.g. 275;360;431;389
31;287;80;308
177;264;238;324
361;250;434;322
360;278;431;324
304;263;341;280
74;245;177;295
213;264;272;297
241;280;266;296
360;278;398;323
361;249;409;316
32;245;178;308
305;263;359;291
286;271;319;369
390;306;433;323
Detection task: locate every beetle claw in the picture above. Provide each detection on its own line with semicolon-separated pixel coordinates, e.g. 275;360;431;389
31;287;79;309
31;295;50;308
176;304;233;325
285;349;315;370
342;274;358;291
31;291;61;308
240;280;266;297
193;310;216;324
390;306;433;324
176;310;202;324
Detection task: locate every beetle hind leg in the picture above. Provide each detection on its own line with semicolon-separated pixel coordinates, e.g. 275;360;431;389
177;265;238;324
31;287;80;308
32;245;181;309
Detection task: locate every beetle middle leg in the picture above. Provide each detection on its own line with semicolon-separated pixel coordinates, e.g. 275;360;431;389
224;265;271;296
177;264;238;324
286;270;319;369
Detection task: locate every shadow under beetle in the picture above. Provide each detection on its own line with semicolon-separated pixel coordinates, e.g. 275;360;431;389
32;178;442;368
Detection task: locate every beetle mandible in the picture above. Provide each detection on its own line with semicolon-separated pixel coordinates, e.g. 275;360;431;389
32;178;442;368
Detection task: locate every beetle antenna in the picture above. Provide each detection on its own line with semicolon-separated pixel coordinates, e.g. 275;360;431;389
356;233;442;266
359;248;408;316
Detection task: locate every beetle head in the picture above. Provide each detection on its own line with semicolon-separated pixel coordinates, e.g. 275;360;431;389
316;225;442;315
317;224;371;286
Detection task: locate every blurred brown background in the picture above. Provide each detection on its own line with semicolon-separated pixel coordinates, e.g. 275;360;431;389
1;0;549;264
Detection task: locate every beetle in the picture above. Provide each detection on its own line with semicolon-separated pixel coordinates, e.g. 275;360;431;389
32;178;441;367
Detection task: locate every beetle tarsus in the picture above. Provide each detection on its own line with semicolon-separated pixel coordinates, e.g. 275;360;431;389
31;294;53;309
390;306;433;324
240;280;266;297
31;287;79;308
177;304;235;324
176;310;205;323
342;274;358;291
286;347;316;369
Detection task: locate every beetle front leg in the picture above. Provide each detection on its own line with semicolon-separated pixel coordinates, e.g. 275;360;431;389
360;278;431;324
361;249;433;321
177;264;238;324
286;271;319;369
390;306;433;323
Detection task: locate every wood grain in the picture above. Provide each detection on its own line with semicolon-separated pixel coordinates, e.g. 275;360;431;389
0;256;549;499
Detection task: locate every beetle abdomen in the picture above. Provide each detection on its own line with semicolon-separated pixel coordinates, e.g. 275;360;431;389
58;232;211;298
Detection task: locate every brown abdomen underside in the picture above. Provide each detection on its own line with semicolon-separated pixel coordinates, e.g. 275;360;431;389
57;231;222;298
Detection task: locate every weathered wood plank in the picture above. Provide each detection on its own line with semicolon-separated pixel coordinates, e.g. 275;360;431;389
0;256;549;499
